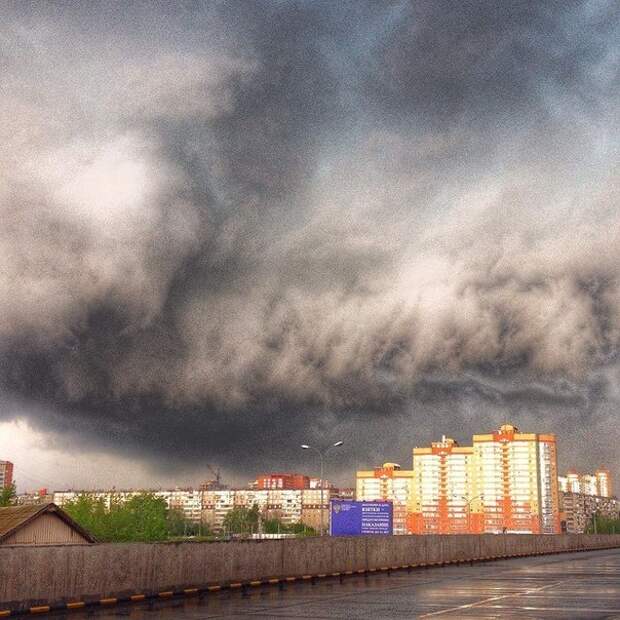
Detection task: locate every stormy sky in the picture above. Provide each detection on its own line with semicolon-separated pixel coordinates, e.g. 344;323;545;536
1;1;619;491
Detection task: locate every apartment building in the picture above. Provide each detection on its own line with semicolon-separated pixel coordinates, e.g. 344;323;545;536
472;425;560;534
368;424;561;535
356;462;414;535
560;492;620;533
256;473;310;490
409;438;478;534
0;461;14;489
53;487;333;532
558;468;613;498
597;469;612;497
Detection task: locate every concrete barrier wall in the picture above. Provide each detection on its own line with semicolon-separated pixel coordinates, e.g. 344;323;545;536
1;534;620;612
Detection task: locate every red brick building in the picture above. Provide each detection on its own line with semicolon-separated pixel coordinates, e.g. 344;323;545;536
256;473;310;490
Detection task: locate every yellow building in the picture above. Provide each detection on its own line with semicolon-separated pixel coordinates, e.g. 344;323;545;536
595;468;612;498
357;423;561;536
558;468;613;499
566;470;581;493
410;437;479;534
472;425;560;534
355;463;414;534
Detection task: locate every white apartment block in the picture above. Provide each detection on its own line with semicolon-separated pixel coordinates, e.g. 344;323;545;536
53;487;333;532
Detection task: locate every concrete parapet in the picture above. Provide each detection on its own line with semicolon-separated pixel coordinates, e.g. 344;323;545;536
1;534;620;614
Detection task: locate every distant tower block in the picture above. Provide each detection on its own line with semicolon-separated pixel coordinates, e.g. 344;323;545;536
0;461;14;490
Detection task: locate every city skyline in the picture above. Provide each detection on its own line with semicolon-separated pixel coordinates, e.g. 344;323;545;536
3;420;614;497
9;420;616;539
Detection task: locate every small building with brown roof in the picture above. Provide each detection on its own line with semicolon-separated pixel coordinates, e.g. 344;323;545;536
0;503;96;545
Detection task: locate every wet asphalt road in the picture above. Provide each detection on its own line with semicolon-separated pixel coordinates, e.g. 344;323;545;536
46;548;620;619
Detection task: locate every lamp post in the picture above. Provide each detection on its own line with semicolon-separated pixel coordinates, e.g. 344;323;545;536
461;494;484;533
301;441;344;536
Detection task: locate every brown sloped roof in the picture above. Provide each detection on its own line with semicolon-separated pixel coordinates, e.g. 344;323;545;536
0;503;96;543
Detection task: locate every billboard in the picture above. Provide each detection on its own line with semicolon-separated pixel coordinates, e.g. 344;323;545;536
329;500;393;536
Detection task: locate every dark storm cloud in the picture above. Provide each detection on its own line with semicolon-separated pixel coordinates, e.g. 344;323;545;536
1;1;619;481
364;2;619;124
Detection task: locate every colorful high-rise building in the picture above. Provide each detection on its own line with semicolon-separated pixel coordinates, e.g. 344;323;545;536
472;425;560;534
356;462;414;534
0;461;14;489
409;437;479;534
365;424;562;535
558;468;613;499
566;470;581;493
580;474;598;496
595;468;612;498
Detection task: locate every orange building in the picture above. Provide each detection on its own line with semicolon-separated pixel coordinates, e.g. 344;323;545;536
406;425;561;535
409;437;480;534
256;473;310;490
0;461;13;490
356;463;414;535
473;425;560;534
357;424;562;535
595;468;612;498
558;468;613;498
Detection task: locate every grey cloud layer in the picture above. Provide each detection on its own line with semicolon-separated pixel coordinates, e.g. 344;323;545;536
0;1;619;478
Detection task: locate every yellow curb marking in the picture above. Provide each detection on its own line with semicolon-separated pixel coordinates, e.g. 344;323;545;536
66;602;85;609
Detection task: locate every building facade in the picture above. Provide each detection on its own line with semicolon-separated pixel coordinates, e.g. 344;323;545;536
256;473;310;490
360;424;561;535
0;503;96;545
0;461;14;489
558;468;613;498
596;469;612;497
53;487;334;533
472;425;560;534
409;438;478;534
560;492;619;533
356;463;414;535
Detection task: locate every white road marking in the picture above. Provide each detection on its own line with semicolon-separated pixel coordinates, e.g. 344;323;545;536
418;580;564;617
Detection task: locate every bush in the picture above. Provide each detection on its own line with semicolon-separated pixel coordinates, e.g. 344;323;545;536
63;493;171;542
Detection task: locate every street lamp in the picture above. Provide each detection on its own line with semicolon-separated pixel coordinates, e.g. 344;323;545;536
461;494;484;533
301;441;344;536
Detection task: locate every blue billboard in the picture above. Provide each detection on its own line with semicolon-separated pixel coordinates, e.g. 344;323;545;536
329;500;393;536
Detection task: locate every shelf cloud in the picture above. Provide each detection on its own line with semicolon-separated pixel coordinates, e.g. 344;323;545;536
1;1;619;482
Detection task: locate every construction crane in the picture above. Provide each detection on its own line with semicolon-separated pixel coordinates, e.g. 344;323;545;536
201;464;226;490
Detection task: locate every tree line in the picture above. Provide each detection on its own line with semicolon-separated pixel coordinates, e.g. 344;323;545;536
2;487;316;541
60;494;315;542
62;493;190;542
585;514;620;534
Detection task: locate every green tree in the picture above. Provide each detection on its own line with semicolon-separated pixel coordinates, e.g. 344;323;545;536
0;482;16;507
263;518;283;534
62;494;107;538
167;508;188;536
223;504;260;534
63;493;169;542
586;514;620;534
108;493;168;542
166;510;211;538
288;521;316;537
262;518;316;536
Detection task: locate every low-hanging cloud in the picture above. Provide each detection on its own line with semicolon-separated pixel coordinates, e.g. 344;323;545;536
1;1;619;482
